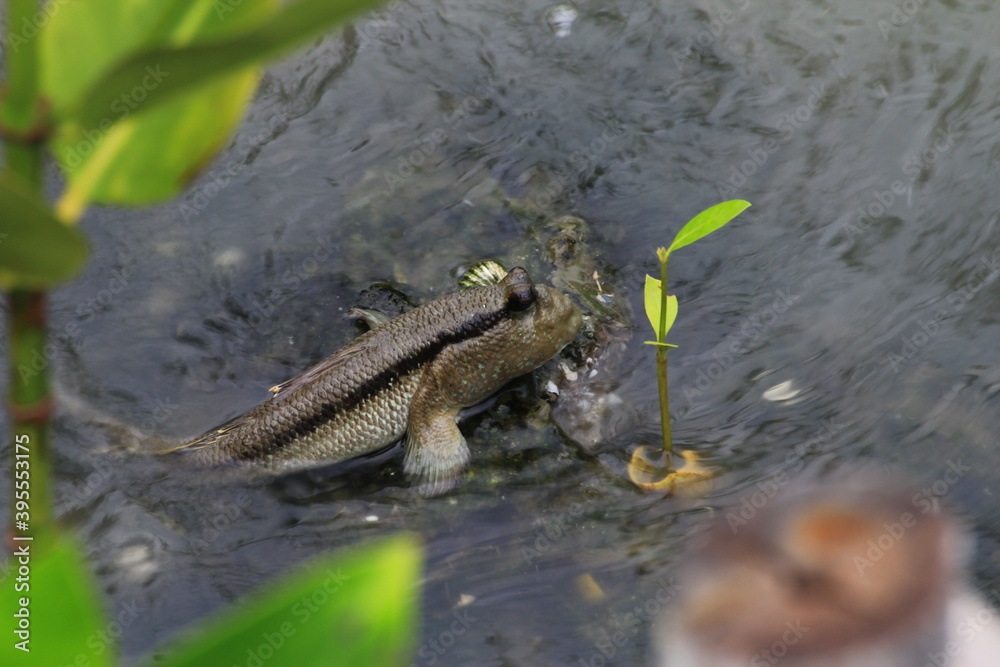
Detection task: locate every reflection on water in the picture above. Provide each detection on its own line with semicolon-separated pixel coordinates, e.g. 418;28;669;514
20;0;1000;663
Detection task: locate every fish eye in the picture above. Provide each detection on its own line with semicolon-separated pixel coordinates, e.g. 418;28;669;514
507;284;536;311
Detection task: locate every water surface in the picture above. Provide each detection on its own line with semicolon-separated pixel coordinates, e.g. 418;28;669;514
19;0;1000;664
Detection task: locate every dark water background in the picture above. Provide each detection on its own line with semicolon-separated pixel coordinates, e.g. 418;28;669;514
11;0;1000;664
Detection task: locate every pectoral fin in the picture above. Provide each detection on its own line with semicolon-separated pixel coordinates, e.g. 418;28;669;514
347;307;393;330
403;401;470;497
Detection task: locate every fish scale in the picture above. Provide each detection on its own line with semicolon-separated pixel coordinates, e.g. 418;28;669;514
166;267;582;493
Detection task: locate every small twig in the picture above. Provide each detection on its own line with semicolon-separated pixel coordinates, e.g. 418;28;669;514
655;248;674;470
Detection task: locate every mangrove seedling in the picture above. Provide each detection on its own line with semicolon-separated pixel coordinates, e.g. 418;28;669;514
628;199;751;492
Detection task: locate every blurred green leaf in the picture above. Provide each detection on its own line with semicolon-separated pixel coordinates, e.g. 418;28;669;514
644;275;678;342
667;199;751;254
153;535;421;667
66;0;386;132
42;2;173;112
51;70;261;212
0;170;88;288
41;0;276;214
0;536;112;666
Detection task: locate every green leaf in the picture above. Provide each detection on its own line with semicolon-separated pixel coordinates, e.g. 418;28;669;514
667;199;751;254
153;535;421;667
644;275;678;342
0;535;112;666
41;0;276;214
65;0;387;132
0;170;88;288
52;70;261;212
41;0;278;115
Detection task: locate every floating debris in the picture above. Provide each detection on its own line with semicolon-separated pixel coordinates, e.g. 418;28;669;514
545;4;578;39
593;270;613;304
560;361;578;383
576;573;606;602
628;448;713;497
213;247;244;271
762;379;801;403
118;543;159;583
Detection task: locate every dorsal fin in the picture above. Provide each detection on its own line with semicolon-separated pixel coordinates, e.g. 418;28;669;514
268;343;367;401
347;307;393;330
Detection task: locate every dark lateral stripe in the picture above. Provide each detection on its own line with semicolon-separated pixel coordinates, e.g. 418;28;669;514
241;305;511;461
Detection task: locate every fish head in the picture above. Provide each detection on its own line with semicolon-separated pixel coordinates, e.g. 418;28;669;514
495;267;582;369
428;267;581;407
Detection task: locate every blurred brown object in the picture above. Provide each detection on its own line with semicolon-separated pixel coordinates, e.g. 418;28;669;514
655;476;1000;667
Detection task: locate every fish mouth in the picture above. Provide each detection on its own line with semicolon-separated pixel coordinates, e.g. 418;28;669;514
534;285;583;348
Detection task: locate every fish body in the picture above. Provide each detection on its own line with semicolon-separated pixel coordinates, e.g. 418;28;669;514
171;268;582;492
